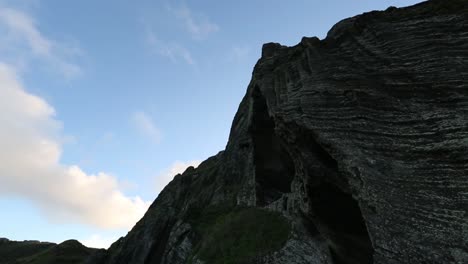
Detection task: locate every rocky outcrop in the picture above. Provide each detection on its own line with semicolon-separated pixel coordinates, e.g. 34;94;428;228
6;0;467;263
91;1;468;263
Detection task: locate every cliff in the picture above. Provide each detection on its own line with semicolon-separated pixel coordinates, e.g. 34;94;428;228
5;0;468;263
88;1;468;263
89;1;468;263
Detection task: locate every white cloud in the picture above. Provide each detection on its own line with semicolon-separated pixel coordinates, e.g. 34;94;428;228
169;5;219;40
146;30;195;65
0;7;82;78
81;234;119;249
132;111;162;144
0;63;150;229
155;160;201;194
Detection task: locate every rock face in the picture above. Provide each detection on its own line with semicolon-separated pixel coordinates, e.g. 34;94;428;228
9;0;467;263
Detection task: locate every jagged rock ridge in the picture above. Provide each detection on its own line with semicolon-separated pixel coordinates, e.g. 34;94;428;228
5;0;467;263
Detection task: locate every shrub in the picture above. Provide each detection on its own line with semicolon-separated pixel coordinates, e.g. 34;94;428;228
188;207;291;264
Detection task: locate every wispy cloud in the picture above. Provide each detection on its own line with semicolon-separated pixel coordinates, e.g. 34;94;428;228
143;4;217;64
0;63;150;229
169;5;219;40
228;45;251;62
0;7;82;78
132;111;162;144
155;160;201;194
146;29;195;65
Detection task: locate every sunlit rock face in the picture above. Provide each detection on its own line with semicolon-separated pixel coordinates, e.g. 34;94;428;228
88;1;468;263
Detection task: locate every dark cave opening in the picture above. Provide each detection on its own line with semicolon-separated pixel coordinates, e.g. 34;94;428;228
278;121;374;263
310;181;373;264
303;138;373;264
249;86;373;263
251;86;295;206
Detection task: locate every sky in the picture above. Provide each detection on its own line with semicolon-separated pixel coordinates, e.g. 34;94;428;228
0;0;423;249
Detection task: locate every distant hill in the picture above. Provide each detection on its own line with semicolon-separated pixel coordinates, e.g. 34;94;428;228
0;238;97;264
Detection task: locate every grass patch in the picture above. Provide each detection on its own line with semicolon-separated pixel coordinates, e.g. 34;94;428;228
0;239;54;263
16;240;95;264
187;207;291;264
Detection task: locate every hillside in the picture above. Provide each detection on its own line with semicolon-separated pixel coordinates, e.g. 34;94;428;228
0;238;97;264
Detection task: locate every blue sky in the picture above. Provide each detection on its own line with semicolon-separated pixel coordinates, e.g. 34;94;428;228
0;0;422;248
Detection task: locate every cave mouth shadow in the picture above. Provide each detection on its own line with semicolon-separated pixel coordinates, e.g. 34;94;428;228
250;86;295;206
304;135;374;264
249;86;373;264
310;180;373;264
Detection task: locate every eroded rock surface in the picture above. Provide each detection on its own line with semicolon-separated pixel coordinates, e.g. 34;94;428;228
90;1;468;263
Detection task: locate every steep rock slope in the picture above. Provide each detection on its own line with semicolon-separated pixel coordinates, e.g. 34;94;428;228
92;0;468;263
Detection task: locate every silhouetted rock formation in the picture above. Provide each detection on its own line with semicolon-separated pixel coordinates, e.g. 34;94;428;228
90;1;467;263
4;0;468;263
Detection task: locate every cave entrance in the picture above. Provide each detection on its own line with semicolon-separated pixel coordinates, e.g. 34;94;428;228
303;136;373;264
249;85;373;263
250;86;295;206
310;181;373;264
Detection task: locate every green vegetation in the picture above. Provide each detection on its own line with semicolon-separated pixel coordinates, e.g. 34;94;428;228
16;240;95;264
0;239;54;263
186;206;291;264
0;239;96;264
